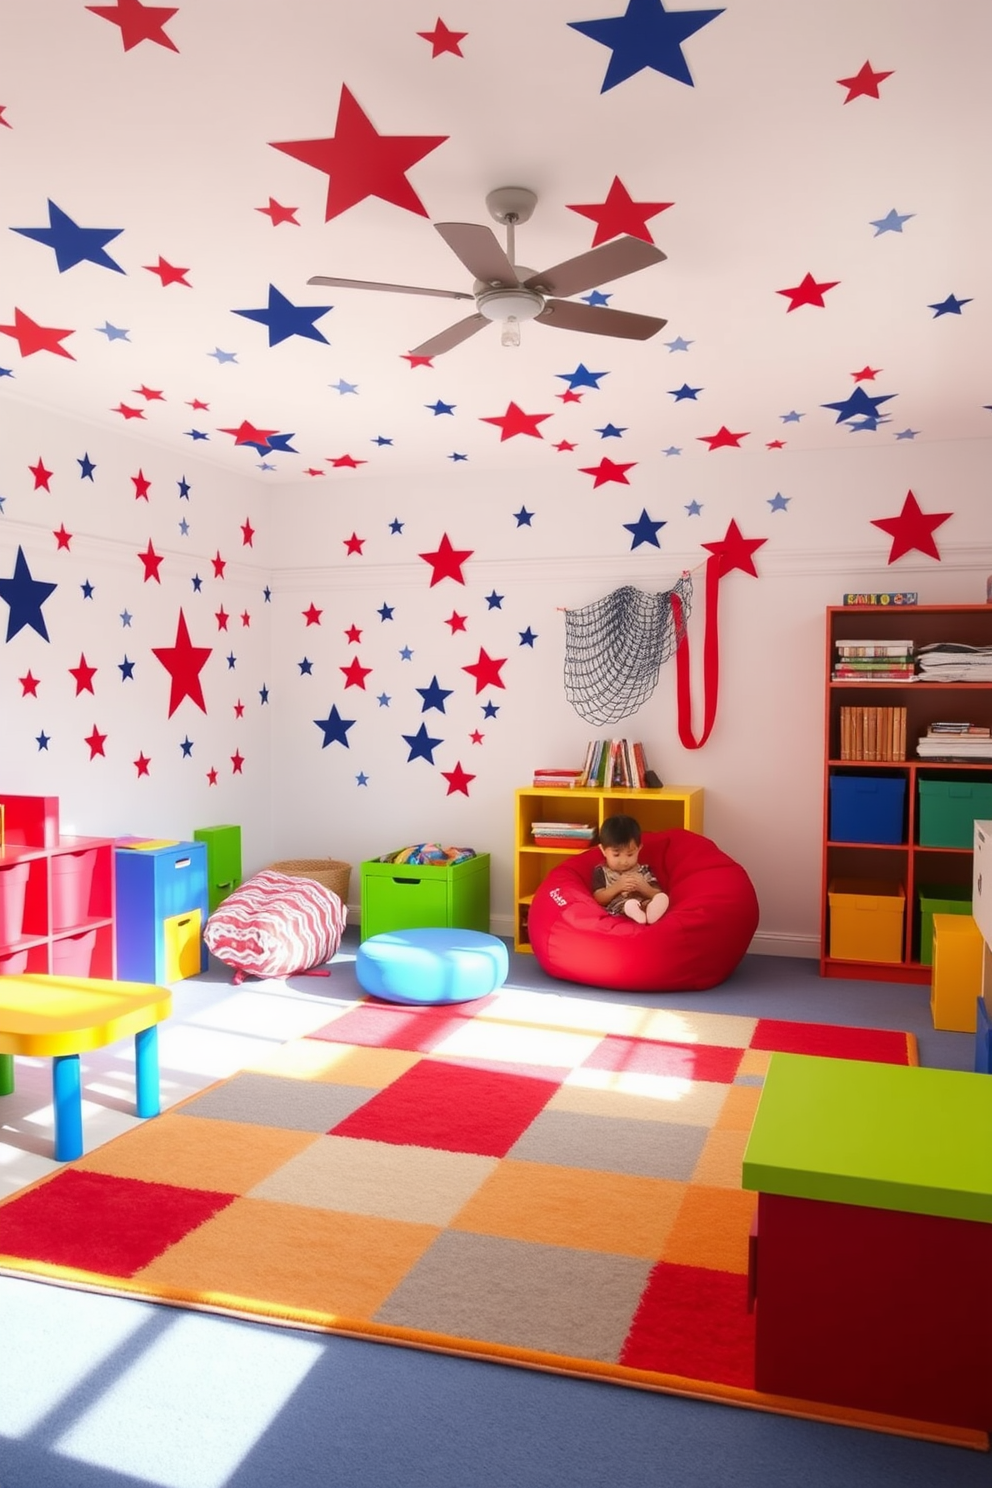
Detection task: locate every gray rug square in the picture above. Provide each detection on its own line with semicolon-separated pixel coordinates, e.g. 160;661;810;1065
174;1071;373;1132
508;1108;709;1180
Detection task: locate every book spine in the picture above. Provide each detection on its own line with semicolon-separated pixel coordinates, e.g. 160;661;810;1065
633;741;648;787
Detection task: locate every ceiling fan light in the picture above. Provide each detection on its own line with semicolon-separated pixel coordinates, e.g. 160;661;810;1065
500;316;522;348
477;286;544;323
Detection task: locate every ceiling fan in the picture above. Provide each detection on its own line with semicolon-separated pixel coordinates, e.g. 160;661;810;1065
308;187;667;356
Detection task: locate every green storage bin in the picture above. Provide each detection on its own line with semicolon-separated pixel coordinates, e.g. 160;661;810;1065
193;824;242;915
360;853;490;939
917;883;972;966
918;780;992;849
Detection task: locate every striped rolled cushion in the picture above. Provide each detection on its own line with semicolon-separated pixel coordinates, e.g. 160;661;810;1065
203;870;346;978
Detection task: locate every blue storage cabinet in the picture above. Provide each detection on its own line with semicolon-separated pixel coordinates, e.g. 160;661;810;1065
829;776;906;844
115;841;209;983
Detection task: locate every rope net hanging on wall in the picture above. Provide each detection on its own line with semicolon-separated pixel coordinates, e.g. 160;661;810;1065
563;575;693;726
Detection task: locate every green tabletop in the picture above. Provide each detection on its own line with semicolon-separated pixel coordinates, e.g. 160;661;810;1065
742;1053;992;1223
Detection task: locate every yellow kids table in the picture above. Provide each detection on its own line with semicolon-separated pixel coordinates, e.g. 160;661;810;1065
0;975;172;1161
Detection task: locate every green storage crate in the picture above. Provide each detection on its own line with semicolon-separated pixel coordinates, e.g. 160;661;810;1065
360;853;490;939
193;824;242;915
917;883;972;966
918;780;992;849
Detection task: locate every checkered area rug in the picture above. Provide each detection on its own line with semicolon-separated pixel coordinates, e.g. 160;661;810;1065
0;990;928;1435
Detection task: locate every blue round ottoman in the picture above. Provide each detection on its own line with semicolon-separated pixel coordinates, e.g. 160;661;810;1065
356;927;509;1005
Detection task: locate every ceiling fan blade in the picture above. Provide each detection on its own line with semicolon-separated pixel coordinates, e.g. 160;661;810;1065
408;313;491;358
307;275;474;302
434;223;518;286
525;238;667;300
536;300;667;340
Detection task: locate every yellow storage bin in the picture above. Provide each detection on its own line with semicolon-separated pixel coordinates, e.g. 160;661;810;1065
163;907;203;982
828;879;905;963
930;913;983;1033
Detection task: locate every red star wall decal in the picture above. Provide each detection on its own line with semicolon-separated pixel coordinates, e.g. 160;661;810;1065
84;726;107;759
152;610;212;717
19;672;40;697
579;458;637;488
144;256;191;287
480;401;552;440
53;525;72;550
132;470;151;499
469;730;484;745
233;701;245;718
417;19;467;57
553;440;577;452
86;0;179;52
215;607;229;631
134;752;151;777
30;458;53;490
303;603;323;626
114;404;146;420
402;353;434;368
240;612;251;628
568;176;673;246
776;273;839;311
327;454;367;468
698;426;749;451
187;397;209;410
700;519;767;577
134;385;164;401
445;612;467;633
766;439;786;449
304;468;325;477
870;490;952;563
0;106;11;129
0;308;75;359
241;520;255;547
256;198;299;226
343;533;365;554
462;647;507;693
270;85;447;220
206;767;218;786
231;751;245;774
138;542;163;582
442;761;475;797
345;625;362;643
341;657;373;689
419;533;473;586
852;365;881;381
837;61;893;102
557;389;583;404
211;552;226;578
69;655;98;695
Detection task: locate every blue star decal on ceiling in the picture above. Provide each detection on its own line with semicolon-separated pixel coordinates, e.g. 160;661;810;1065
226;653;237;670
871;208;914;235
186;429;209;440
259;685;269;704
623;508;666;549
596;422;626;438
96;321;129;340
417;676;453;713
0;366;13;379
263;587;272;602
669;383;702;401
177;478;190;498
80;579;95;599
427;399;456;415
557;363;608;391
314;705;355;748
298;657;313;674
372;435;393;446
568;0;724;91
180;736;194;756
258;461;276;471
514;507;534;526
178;518;189;536
664;336;692;351
234;284;332;346
120;608;132;626
519;627;538;647
485;590;504;609
403;722;443;763
191;575;203;592
582;291;611;307
78;453;96;480
12;200;125;273
331;378;358;394
208;347;238;364
482;700;499;718
768;492;790;512
0;546;57;641
118;655;135;680
663;446;682;456
822;386;896;425
448;452;468;462
780;410;804;423
356;772;369;787
928;293;972;317
389;519;404;534
685;500;702;515
378;603;394;621
377;692;391;707
894;428;920;440
399;646;414;661
36;731;50;751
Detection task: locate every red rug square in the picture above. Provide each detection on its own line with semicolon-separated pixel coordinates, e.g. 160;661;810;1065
620;1261;756;1389
331;1058;563;1156
307;999;493;1053
0;1168;235;1277
751;1019;913;1065
584;1036;744;1084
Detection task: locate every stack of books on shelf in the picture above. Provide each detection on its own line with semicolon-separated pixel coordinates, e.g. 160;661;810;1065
839;706;907;761
833;639;916;681
531;768;585;788
916;722;992;761
530;822;597;848
578;739;651;789
916;642;992;683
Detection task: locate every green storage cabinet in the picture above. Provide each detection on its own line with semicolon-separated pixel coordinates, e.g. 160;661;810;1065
917;883;972;966
193;824;242;915
918;780;992;849
360;853;490;939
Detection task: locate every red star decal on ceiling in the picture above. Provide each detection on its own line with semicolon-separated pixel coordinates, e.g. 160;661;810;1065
837;61;893;102
343;532;365;555
206;767;218;786
345;624;362;644
303;603;323;626
479;401;552;440
698;426;749;451
442;761;475;797
211;552;226;578
402;353;434;368
567;175;673;246
134;752;151;777
553;440;578;452
304;468;325;477
462;647;507;693
0;106;11;129
419;533;473;586
187;397;209;410
766;439;786;449
134;385;164;401
256;198;299;226
870;489;952;563
417;19;467;57
29;458;53;490
469;730;484;745
578;458;637;488
86;0;179;52
219;421;277;448
240;611;250;628
776;273;839;311
215;607;229;631
69;655;98;695
700;519;767;577
152;610;212;717
0;308;75;359
852;365;881;381
84;726;108;759
138;541;163;583
557;389;583;404
114;404;145;420
241;520;255;547
132;469;151;499
144;256;191;287
231;751;245;775
445;612;467;633
270;85;447;221
53;525;72;550
233;700;245;718
327;454;367;468
341;657;373;689
19;671;40;697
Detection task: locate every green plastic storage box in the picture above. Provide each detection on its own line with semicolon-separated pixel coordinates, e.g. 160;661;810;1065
918;780;992;849
360;853;491;940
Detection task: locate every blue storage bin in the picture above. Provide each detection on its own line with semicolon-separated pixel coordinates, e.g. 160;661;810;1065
829;776;906;844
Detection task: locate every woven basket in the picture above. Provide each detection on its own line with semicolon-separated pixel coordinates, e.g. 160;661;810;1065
267;858;352;903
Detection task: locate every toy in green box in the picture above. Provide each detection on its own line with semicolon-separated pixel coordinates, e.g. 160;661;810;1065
360;847;490;940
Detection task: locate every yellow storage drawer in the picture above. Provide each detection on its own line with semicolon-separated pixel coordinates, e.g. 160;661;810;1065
828;879;905;963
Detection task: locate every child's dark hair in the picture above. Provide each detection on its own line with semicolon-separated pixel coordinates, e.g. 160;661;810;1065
598;814;642;848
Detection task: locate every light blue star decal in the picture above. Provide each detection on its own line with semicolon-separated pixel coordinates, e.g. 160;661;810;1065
780;410;804;423
768;492;790;512
582;290;612;307
569;0;725;91
870;209;914;236
668;383;701;401
298;658;313;674
894;428;920;440
623;508;666;549
78;453;96;480
685;500;702;515
258;462;276;472
207;347;238;364
596;423;626;438
331;379;358;395
514;507;534;526
929;293;972;317
356;772;369;786
427;399;455;415
12;200;124;273
662;446;682;456
178;518;190;536
377;693;391;707
664;336;693;351
120;608;132;626
233;285;332;346
96;321;130;341
519;627;538;646
557;363;608;391
399;646;414;660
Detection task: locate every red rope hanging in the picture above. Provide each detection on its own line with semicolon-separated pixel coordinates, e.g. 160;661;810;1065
672;554;722;750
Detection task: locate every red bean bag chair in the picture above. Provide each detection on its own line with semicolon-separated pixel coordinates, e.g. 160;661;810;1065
527;829;759;993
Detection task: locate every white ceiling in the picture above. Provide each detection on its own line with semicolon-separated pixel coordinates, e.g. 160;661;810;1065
2;0;989;483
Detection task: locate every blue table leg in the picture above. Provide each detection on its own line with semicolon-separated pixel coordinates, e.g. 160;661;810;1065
53;1054;83;1162
134;1024;160;1118
0;1052;13;1096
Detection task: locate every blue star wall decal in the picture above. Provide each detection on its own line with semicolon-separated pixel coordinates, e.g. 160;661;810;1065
569;0;725;91
596;422;627;437
871;208;914;235
314;705;355;748
623;508;666;548
663;446;682;456
226;653;237;670
399;646;414;661
557;363;608;390
80;579;95;598
389;519;404;533
263;587;272;602
258;461;276;471
485;590;504;609
265;433;298;454
178;519;190;535
0;367;13;379
234;284;332;346
768;492;790;511
78;453;96;479
664;336;693;351
298;657;313;674
894;428;920;439
669;383;702;400
780;410;804;423
0;546;57;641
180;736;194;756
514;507;534;526
119;656;136;680
191;575;202;592
259;685;269;704
822;386;896;424
120;608;133;626
685;500;703;515
427;399;456;415
186;429;209;440
448;452;468;462
207;347;238;364
177;477;190;497
0;495;5;512
356;772;369;786
403;723;443;763
417;676;453;713
372;435;393;446
12;200;125;272
582;291;612;306
377;693;391;707
36;731;50;751
378;603;395;620
928;293;972;317
519;627;538;646
96;321;130;340
482;700;499;718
